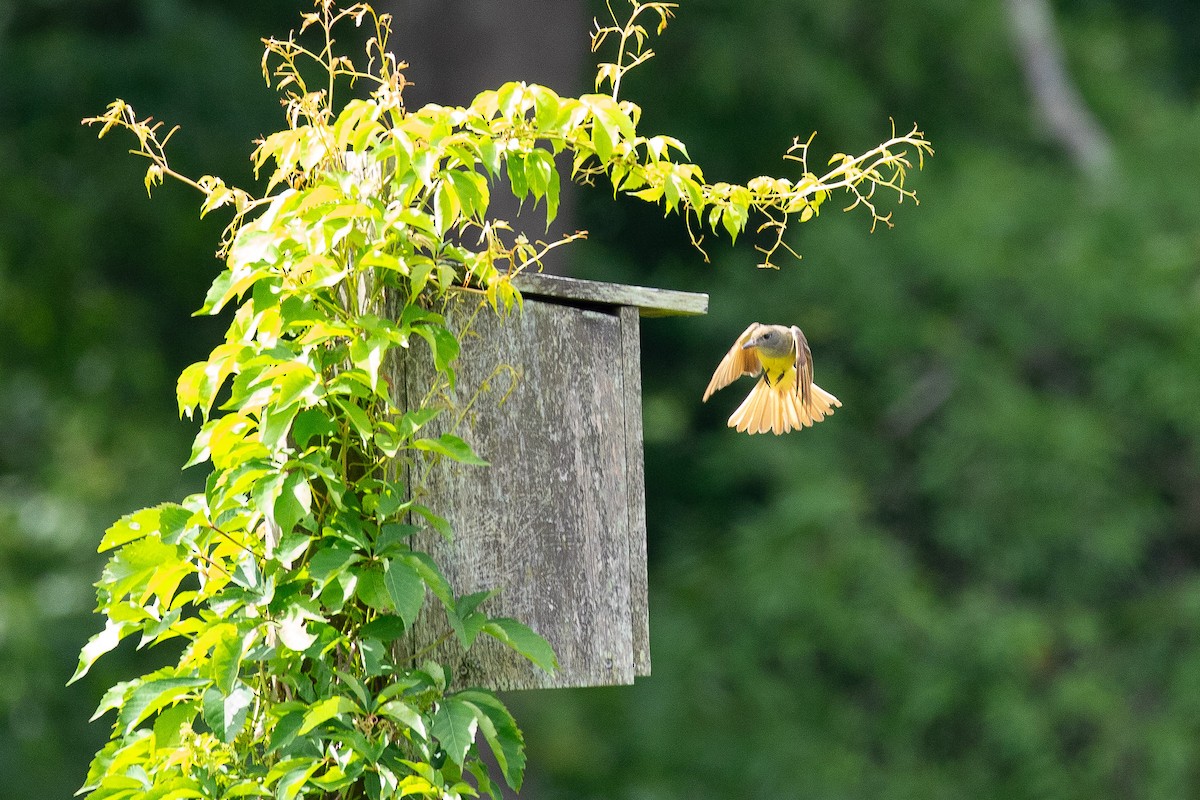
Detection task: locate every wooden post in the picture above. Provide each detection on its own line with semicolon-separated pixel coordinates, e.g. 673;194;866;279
389;273;706;689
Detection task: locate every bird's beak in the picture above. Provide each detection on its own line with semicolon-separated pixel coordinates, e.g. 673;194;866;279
741;339;756;350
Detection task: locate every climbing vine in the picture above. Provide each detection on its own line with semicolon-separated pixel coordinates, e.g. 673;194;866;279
75;2;931;798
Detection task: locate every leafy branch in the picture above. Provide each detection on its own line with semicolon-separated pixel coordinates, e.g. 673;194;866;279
592;0;677;98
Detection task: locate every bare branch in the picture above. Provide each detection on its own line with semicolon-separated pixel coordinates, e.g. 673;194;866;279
1005;0;1114;182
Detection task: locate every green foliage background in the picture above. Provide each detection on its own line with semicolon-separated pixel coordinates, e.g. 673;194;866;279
4;1;1200;798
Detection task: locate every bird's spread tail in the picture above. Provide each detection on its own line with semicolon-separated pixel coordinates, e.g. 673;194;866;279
728;377;842;435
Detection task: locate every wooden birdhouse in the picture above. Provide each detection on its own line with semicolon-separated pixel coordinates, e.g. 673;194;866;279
388;272;707;690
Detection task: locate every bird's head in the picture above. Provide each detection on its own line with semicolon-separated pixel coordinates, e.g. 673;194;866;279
742;325;793;359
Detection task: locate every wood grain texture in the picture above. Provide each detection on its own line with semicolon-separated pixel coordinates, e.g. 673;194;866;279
620;305;651;677
390;292;648;689
513;272;708;317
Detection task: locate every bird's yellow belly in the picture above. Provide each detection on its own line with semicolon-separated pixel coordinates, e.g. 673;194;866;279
758;353;795;389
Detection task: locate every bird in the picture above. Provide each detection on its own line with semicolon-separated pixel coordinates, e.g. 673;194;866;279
702;323;841;435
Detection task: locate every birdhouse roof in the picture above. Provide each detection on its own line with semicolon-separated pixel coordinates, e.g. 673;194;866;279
513;272;708;318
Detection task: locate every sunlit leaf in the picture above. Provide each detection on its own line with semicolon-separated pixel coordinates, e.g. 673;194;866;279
203;682;255;743
277;607;319;653
70;619;136;685
152;699;197;750
297;695;360;736
117;676;209;734
431;698;478;767
377;699;426;740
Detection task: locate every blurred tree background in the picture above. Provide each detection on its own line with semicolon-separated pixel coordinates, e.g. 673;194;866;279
3;1;1200;798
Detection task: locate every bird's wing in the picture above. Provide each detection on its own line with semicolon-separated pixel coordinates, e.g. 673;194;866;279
789;326;813;408
702;323;763;401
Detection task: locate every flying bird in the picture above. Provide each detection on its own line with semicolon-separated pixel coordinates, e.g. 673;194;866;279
702;323;841;435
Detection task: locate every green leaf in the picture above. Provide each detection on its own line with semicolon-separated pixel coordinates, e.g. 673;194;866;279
360;615;407;643
205;412;266;471
447;168;488;221
231;550;266;593
335;670;373;711
261;402;300;453
431;698;478;767
506;151;530;199
545;162;561;224
377;699;427;740
101;536;182;610
456;589;496;619
495;81;525;120
349;335;390;395
274;470;312;538
525;149;560;222
414;324;460;378
722;201;749;241
211;627;246;694
409;503;453;542
468;761;503;800
268;709;306;754
98;509;154;553
532;84;564;131
157;503;195;544
630;184;664;203
395;408;439;440
332;396;374;444
297;695;360;736
375;523;420;557
307;544;362;586
361;638;389;678
272;361;322;408
227;782;276;798
384;557;427;630
399;552;454;611
483;618;558;673
433;178;460;235
90;679;134;722
524;149;551;199
202;682;255;743
412;148;437;189
117;676;209;734
411;433;488;466
440;592;493;652
590;116;614;161
355;566;391;611
152;699;198;750
201;261;274;316
454;609;489;651
273;761;321;800
475;137;502;177
200;269;236;315
274;533;311;568
333;98;383;152
365;477;407;520
292;407;337;448
70;618;133;681
457;690;526;791
176;359;221;420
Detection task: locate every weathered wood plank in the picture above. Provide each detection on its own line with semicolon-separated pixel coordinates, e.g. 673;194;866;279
513;272;708;318
620;305;652;676
392;294;641;689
